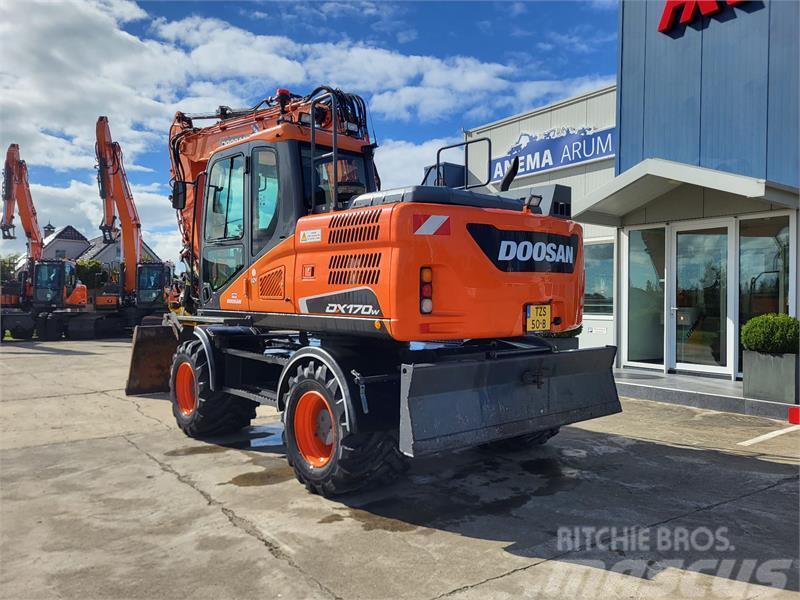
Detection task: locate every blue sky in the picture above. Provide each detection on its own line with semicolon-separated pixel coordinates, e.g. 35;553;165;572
0;0;618;263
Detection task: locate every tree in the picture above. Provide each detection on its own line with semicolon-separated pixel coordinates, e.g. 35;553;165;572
76;259;104;290
0;254;20;282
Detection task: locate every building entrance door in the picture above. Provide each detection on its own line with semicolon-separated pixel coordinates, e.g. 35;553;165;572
669;221;735;376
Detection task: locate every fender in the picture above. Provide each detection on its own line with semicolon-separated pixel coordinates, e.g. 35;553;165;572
277;346;359;434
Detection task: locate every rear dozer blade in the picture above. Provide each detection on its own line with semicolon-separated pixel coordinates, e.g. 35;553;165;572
125;325;178;395
399;345;620;457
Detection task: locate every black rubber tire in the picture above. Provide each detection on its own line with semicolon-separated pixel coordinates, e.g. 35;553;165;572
480;428;560;452
169;340;257;437
36;314;63;341
283;359;407;497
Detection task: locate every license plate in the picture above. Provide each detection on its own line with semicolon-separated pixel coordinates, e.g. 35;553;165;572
526;304;551;332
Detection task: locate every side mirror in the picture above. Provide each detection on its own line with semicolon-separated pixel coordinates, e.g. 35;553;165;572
171;181;187;210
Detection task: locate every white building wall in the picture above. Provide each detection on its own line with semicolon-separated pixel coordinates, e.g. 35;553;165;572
465;86;618;348
42;238;89;261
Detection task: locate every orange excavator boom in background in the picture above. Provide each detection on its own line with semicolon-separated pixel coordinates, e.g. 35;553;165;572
95;116;142;300
60;116;172;337
2;144;43;262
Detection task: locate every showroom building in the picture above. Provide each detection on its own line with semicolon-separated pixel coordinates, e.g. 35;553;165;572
467;0;798;384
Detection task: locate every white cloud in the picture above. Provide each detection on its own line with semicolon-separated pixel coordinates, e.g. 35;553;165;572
0;1;614;264
0;1;182;171
371;86;459;122
509;2;527;17
90;0;148;23
506;75;617;112
141;229;183;268
545;26;617;54
1;2;614;172
396;29;418;44
373;137;461;190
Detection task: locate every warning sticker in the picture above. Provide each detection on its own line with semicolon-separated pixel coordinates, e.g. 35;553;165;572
299;229;322;244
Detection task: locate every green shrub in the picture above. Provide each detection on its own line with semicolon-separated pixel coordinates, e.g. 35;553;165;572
76;259;104;290
741;313;799;355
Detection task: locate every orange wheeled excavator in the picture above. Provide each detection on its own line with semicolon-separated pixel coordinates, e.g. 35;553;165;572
1;144;87;340
64;117;171;339
127;86;620;496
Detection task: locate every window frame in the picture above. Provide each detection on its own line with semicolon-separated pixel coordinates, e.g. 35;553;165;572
250;146;280;257
299;143;369;212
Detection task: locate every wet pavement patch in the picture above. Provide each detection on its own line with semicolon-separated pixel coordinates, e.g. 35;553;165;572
164;445;230;456
318;514;345;524
338;507;417;532
221;452;295;487
224;466;294;487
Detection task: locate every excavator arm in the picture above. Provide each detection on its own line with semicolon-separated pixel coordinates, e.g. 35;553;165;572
95;116;142;297
2;144;43;262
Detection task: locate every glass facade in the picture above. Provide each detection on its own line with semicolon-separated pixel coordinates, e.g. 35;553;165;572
584;242;614;315
623;215;794;375
738;216;791;366
627;228;665;364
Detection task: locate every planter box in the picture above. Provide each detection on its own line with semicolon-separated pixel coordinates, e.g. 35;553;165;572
743;350;799;404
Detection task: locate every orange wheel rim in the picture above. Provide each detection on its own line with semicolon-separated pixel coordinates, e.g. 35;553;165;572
294;390;335;468
175;362;197;416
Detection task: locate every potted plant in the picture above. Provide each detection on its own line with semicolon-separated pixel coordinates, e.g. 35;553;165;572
741;314;799;404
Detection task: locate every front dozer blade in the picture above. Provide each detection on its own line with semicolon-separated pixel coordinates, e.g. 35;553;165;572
125;325;178;395
399;346;620;457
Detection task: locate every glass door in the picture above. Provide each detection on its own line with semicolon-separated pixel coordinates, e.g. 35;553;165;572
624;227;666;367
670;222;734;376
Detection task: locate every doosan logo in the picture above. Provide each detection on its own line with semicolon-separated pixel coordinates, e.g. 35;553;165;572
498;240;575;265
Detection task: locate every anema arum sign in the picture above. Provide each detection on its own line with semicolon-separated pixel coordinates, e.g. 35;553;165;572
490;126;615;183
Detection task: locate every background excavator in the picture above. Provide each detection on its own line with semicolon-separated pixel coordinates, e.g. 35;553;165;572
127;86;620;496
65;116;172;339
0;144;87;340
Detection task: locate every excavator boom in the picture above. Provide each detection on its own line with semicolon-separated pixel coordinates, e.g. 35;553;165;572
96;117;142;296
2;144;43;262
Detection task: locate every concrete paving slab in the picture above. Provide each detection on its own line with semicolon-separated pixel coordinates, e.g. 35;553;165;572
1;339;798;600
0;435;330;600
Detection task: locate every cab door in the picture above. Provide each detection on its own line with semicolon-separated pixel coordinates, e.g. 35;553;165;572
200;150;249;312
247;144;296;313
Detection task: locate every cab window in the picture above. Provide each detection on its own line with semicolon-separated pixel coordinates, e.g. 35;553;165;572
301;146;367;212
203;246;244;291
252;148;279;255
205;155;245;240
138;265;163;291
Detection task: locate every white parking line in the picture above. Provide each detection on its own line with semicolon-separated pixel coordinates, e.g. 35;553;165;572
737;424;800;447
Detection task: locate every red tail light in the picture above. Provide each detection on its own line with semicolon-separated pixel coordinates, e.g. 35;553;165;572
420;267;433;314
